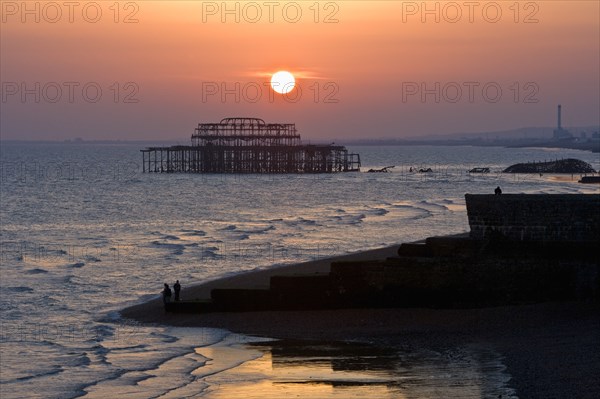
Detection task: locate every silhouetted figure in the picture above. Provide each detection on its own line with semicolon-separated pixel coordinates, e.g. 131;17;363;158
495;186;502;195
174;280;181;302
162;283;172;305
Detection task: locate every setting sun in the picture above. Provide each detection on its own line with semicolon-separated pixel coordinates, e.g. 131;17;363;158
270;71;295;94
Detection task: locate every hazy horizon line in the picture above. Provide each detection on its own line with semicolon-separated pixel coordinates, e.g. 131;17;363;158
2;124;599;145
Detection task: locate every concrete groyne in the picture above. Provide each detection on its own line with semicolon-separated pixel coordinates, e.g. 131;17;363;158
166;194;600;313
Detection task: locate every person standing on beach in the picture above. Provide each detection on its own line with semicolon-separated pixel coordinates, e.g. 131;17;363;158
174;280;181;302
162;283;172;305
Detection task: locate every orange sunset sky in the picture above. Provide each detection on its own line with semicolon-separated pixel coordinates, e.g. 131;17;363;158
1;1;599;140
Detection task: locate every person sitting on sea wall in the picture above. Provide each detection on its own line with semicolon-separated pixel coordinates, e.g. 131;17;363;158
495;186;502;195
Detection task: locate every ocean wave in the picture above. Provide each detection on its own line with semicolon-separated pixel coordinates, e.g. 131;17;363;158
231;234;250;241
198;247;223;259
90;344;110;365
392;204;433;220
369;208;389;216
62;274;75;286
68;262;86;268
107;344;148;352
86;324;115;343
149;331;179;343
418;200;450;211
220;224;275;235
62;352;92;368
161;235;180;240
331;213;366;225
353;214;367;223
25;268;49;274
197;245;220;252
80;345;207;398
150;241;185;256
236;225;275;234
284;217;320;227
2;365;64;384
4;286;34;293
181;229;207;237
148;231;185;241
192;335;269;380
43;248;68;256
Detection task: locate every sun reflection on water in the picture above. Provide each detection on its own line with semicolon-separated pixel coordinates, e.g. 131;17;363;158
197;340;516;399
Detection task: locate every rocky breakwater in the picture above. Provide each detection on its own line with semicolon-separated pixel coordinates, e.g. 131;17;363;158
503;158;595;174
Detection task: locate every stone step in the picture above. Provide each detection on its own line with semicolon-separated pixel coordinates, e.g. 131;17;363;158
164;300;213;313
397;243;431;257
211;289;272;312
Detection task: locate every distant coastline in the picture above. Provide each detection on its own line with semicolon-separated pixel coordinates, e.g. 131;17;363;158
3;139;599;153
3;125;599;153
343;138;600;153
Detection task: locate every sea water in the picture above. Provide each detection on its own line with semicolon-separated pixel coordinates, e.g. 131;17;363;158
1;142;598;398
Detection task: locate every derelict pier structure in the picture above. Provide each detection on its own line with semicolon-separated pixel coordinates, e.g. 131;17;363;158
141;118;361;173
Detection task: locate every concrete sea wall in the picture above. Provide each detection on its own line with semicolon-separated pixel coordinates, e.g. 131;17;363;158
465;194;600;242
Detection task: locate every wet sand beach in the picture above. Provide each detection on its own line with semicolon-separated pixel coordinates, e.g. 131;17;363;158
121;246;600;398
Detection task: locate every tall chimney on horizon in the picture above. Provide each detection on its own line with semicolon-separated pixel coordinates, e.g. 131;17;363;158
558;104;562;129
